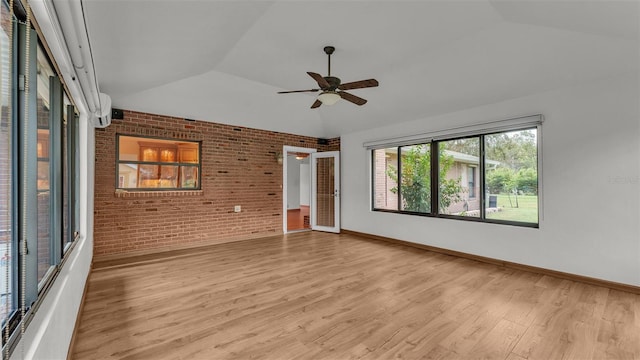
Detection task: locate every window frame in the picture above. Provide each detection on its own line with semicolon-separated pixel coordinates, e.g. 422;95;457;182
63;102;79;253
115;134;202;191
467;166;476;199
371;126;540;228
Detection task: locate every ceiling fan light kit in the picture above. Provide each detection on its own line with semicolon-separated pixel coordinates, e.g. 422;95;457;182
278;46;379;109
317;91;340;105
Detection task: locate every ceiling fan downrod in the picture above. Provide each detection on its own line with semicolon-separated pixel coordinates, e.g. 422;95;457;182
324;46;335;77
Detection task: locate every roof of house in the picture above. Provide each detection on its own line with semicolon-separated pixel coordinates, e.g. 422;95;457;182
445;150;500;167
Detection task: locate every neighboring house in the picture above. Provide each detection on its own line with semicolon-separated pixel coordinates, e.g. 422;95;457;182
374;149;499;214
443;150;499;214
118;163;138;188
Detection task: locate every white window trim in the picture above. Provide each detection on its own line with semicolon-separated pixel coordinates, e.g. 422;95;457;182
363;114;543;150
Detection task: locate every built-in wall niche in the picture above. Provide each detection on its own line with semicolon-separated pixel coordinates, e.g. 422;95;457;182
117;135;201;190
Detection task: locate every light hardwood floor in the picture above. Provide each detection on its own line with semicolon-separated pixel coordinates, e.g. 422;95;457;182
72;232;640;359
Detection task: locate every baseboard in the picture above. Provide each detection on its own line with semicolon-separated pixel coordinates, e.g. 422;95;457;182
341;229;640;295
67;262;92;360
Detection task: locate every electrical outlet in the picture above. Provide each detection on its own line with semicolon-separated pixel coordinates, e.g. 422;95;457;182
234;205;241;213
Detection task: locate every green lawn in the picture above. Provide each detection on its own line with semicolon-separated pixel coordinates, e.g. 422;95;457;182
486;194;538;224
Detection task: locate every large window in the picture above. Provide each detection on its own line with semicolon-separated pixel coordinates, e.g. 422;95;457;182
372;124;539;227
1;3;82;351
117;135;201;190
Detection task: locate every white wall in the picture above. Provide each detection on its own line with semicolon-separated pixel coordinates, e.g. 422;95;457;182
287;155;300;209
341;73;640;286
11;117;94;360
300;163;310;206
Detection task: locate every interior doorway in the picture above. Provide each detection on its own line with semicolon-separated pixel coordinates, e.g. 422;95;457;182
283;146;316;233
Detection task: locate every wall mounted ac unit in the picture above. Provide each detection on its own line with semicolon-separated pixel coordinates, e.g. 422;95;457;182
92;93;112;128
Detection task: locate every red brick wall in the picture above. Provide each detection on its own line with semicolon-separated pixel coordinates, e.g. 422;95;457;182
93;110;340;258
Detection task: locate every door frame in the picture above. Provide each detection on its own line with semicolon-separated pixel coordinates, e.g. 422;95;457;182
311;151;340;233
282;145;316;234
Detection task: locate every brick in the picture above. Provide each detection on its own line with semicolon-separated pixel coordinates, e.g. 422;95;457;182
94;109;340;258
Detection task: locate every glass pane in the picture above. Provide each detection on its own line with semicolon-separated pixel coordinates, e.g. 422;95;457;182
0;0;14;325
118;163;139;189
315;157;335;227
36;43;54;283
485;129;538;224
180;166;198;189
178;143;199;163
131;164;179;189
118;136;199;163
438;137;480;216
398;144;431;213
159;166;178;188
37;160;49;190
138;164;159;188
372;148;398;210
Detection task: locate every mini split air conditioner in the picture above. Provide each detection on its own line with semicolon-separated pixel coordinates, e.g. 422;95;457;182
92;93;112;128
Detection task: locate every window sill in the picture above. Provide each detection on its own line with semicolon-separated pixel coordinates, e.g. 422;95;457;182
114;190;204;198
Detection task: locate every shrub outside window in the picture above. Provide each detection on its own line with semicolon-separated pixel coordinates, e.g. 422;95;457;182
117;135;201;190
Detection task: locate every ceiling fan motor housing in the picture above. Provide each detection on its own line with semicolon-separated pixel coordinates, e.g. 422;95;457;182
323;76;341;91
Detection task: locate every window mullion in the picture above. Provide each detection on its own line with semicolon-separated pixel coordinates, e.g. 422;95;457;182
396;146;401;211
49;75;63;265
479;135;486;220
370;150;374;210
430;142;438;215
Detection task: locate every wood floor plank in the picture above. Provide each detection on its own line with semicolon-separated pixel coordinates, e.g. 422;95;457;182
466;318;526;360
71;232;640;360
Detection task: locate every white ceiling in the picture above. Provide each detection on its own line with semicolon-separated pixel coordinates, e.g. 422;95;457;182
83;0;639;138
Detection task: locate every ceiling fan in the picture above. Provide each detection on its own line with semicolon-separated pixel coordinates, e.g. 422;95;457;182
278;46;379;109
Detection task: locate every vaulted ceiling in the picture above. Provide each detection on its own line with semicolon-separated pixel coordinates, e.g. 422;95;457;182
84;0;639;138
